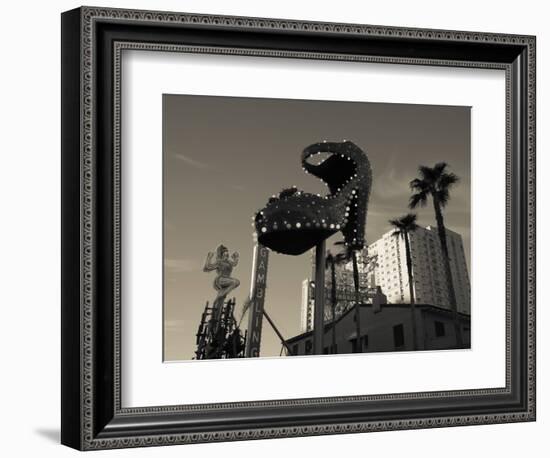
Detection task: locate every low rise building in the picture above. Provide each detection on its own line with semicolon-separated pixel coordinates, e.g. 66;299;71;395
287;302;471;355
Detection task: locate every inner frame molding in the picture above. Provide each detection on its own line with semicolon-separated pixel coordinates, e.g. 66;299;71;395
61;6;535;451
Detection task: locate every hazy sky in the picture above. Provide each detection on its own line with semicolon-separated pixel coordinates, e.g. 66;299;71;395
163;94;470;361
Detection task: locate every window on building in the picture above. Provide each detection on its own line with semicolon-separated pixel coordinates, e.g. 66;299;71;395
393;324;405;348
350;335;367;352
350;338;357;353
305;340;312;354
434;321;445;337
292;344;298;356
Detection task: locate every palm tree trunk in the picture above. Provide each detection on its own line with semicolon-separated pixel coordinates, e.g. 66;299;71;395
404;233;418;351
351;250;361;353
433;196;463;348
330;259;337;354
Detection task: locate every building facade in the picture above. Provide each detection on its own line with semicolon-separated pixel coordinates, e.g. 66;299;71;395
287;303;471;356
368;226;470;314
300;250;377;333
300;226;470;333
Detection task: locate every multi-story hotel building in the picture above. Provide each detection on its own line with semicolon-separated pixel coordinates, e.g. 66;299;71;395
300;226;470;332
368;226;470;315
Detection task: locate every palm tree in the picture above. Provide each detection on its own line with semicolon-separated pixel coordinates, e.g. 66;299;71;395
335;241;362;353
325;251;338;354
409;162;463;348
389;213;419;351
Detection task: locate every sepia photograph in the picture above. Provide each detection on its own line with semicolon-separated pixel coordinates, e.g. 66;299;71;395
163;94;471;361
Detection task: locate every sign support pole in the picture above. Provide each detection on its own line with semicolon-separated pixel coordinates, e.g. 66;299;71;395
313;241;326;355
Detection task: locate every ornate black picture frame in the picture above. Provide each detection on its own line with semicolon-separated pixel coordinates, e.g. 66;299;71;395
61;6;536;450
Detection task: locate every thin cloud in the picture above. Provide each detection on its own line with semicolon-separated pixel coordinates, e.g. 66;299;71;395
371;166;411;201
165;319;186;329
165;258;196;273
173;153;209;169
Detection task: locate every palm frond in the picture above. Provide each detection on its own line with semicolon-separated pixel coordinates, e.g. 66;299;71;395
388;217;404;228
391;229;402;238
335;254;349;264
333;239;351;263
433;162;449;176
418;165;437;182
438;172;459;189
409;191;428;209
409;177;429;191
389;213;418;237
410;162;460;211
401;213;418;229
